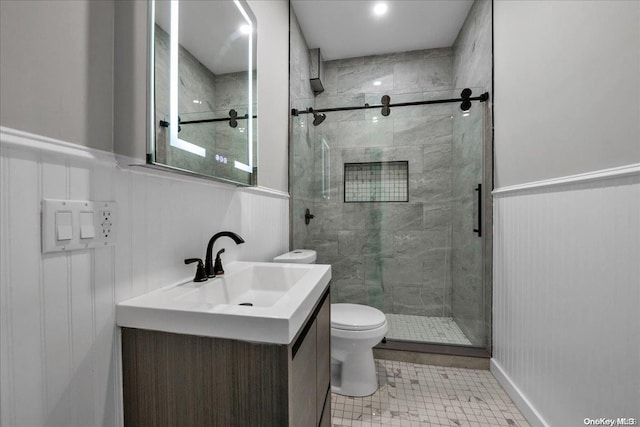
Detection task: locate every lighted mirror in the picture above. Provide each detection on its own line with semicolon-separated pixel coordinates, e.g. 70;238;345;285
150;0;257;185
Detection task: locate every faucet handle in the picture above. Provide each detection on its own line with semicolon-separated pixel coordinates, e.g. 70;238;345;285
213;249;226;275
184;258;208;282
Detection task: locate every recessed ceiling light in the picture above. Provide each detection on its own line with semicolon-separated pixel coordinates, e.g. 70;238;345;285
373;3;388;16
239;24;252;35
373;81;382;86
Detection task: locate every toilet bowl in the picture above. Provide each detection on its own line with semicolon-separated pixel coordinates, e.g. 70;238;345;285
273;250;387;397
330;303;387;397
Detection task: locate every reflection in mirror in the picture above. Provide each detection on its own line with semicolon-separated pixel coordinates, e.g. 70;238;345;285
151;0;257;186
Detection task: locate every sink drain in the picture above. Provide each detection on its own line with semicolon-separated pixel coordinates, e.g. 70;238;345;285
239;302;253;306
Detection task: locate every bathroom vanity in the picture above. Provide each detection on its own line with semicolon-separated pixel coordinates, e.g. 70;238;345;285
117;262;331;427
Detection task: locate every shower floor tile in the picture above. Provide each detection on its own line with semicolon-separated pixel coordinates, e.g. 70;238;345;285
331;359;530;427
385;314;472;346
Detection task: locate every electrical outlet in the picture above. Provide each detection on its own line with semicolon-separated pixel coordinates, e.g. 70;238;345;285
96;202;117;246
100;209;113;239
42;199;117;253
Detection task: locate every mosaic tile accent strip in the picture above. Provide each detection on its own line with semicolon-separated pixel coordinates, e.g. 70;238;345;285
385;314;472;346
331;360;530;427
344;161;409;203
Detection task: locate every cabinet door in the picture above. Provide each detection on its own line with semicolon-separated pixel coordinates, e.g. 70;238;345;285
318;389;331;427
121;328;289;427
290;319;317;427
316;295;331;422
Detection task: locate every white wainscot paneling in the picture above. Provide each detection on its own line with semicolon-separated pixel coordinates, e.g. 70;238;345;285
0;127;289;426
492;165;640;427
236;188;289;262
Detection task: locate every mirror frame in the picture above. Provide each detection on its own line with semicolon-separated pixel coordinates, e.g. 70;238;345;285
146;0;257;186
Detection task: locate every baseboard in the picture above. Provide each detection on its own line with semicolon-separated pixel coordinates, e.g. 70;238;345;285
490;359;549;427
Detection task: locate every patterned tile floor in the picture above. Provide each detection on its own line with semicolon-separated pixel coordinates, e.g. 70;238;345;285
331;360;529;427
385;314;473;346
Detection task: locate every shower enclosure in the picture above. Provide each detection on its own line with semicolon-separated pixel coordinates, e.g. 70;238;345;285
290;88;489;349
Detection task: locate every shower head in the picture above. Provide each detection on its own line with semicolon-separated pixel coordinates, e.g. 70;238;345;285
308;108;326;126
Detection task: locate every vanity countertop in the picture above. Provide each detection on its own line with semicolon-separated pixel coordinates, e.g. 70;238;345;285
116;261;331;344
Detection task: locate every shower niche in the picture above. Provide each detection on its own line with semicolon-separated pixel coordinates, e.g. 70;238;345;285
344;161;409;203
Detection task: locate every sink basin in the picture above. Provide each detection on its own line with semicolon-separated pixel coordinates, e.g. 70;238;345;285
178;263;311;307
116;261;331;344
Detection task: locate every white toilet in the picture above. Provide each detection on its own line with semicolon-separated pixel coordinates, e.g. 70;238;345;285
273;249;388;397
330;303;387;396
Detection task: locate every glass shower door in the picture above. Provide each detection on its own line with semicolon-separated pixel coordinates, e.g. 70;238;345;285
450;93;485;347
289;89;488;348
290;114;316;251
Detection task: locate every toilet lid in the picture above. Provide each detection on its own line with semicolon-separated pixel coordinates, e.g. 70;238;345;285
331;303;387;331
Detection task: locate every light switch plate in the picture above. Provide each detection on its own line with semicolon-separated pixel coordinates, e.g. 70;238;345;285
55;211;73;241
42;199;117;253
79;211;95;239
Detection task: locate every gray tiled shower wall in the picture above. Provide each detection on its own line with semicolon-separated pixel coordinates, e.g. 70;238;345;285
451;0;493;348
311;61;460;318
154;26;255;184
289;1;492;347
289;11;316;251
291;31;460;317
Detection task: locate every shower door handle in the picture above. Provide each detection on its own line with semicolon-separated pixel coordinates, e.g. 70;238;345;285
473;184;482;237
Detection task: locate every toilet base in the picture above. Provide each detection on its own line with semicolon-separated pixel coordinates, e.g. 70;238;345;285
331;348;378;397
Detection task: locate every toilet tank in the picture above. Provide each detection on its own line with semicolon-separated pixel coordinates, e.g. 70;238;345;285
273;249;317;264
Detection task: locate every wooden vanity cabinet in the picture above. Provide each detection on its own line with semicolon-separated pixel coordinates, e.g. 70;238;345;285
289;288;331;426
315;293;331;425
121;287;331;427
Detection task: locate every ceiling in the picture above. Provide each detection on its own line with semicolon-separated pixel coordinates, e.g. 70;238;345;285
291;0;474;61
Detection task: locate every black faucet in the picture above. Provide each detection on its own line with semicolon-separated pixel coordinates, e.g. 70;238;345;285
184;258;208;282
213;248;226;275
205;231;245;277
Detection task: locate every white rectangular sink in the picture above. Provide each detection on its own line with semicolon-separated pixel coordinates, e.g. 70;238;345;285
116;261;331;344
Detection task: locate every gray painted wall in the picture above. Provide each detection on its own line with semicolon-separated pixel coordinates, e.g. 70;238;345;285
113;0;148;160
494;0;640;188
0;0;114;152
248;0;290;192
